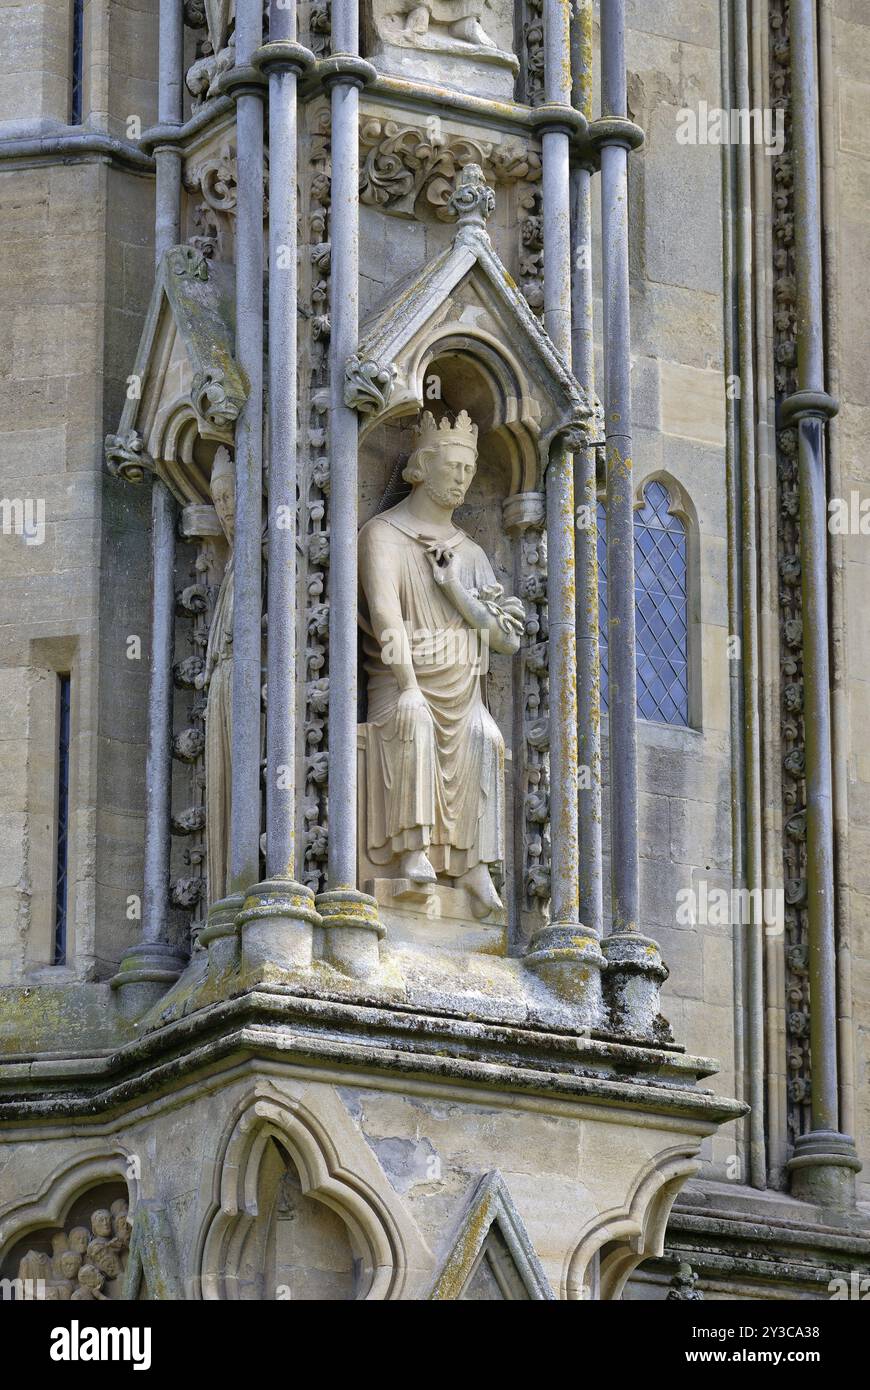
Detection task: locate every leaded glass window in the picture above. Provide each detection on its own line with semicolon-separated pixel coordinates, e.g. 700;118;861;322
54;673;71;964
597;480;690;726
71;0;84;125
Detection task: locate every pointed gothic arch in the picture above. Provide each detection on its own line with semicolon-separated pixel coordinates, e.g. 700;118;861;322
562;1147;701;1301
597;471;700;728
195;1087;426;1300
0;1147;139;1259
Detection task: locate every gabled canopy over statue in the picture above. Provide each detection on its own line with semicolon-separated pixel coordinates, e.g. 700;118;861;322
358;411;525;919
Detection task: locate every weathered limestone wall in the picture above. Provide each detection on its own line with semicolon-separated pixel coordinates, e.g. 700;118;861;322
0;1059;727;1299
0;161;106;982
831;0;870;1200
0;0;77;131
0;0;157;982
606;4;738;1178
1;0;158;136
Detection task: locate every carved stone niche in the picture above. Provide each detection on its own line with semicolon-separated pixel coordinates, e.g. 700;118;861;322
361;0;519;99
216;1139;359;1300
347;167;592;953
0;1183;132;1302
197;1090;428;1299
106;245;247;931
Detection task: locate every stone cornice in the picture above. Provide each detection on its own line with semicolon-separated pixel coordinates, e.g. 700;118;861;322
305;69;539;139
0;128;155;174
0;983;746;1130
104;73;548;179
140;97;235;155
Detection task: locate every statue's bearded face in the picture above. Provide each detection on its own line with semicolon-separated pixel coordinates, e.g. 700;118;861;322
419;441;477;508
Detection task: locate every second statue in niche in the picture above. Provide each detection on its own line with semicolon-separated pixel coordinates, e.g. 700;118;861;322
358;411;525;919
198;445;235;907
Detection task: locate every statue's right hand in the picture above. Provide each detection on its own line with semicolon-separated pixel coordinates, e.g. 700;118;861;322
396;687;431;742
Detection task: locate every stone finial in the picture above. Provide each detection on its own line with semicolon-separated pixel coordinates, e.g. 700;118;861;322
448;163;496;231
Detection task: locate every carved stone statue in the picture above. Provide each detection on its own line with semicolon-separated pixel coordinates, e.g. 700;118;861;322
358;411;524;919
368;0;517;99
398;0;498;49
196;445;235;906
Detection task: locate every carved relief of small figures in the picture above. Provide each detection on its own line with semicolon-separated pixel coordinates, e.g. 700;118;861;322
110;1197;133;1248
195;446;235;905
13;1198;131;1300
358;411;524;919
71;1263;109;1300
51;1246;83;1299
15;1248;50;1299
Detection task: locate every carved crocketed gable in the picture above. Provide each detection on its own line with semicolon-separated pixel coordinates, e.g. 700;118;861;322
429;1170;555;1300
105;245;246;505
346;165;595;481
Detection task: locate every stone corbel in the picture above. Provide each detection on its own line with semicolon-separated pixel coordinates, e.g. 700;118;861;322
344;354;398;415
545;405;597;467
105;430;157;485
166;243;211;283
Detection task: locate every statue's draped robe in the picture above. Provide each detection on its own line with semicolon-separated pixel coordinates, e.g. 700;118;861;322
359;510;505;876
204;557;233;904
402;0;490;23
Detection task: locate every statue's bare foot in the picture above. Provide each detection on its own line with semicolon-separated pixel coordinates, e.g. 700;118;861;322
448;18;498;47
457;864;503;919
400;849;437;886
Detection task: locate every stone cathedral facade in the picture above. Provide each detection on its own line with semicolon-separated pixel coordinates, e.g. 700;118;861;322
1;0;869;1301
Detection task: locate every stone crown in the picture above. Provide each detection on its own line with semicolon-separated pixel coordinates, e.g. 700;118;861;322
415;409;478;452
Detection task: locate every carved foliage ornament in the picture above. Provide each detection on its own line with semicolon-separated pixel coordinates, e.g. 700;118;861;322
522;0;544;105
184;144;269;259
167;244;211;282
191;367;243;432
345;355;398;414
520;524;550;912
301;105;333;893
359;119;541;220
448;162;496;228
770;0;811;1137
